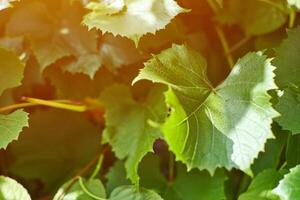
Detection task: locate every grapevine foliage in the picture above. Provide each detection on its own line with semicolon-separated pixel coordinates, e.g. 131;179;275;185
0;0;300;199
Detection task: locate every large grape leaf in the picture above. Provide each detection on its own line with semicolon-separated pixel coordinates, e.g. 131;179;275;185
5;1;101;78
0;47;25;95
272;165;300;199
100;84;167;184
273;27;300;134
134;44;278;174
109;186;163;200
0;176;31;200
83;0;188;46
53;177;106;200
6;109;101;193
238;169;282;200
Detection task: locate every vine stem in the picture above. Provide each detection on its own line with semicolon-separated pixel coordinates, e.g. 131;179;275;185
207;0;234;68
0;98;87;113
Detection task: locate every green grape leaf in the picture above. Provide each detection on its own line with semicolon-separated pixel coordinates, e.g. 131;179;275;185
0;48;25;95
164;165;227;200
109;186;163;200
274;27;300;88
6;109;101;193
53;177;106;200
134;44;278;174
100;84;167;183
275;88;300;134
217;0;287;35
83;0;188;46
105;161;130;195
272;165;300;199
238;169;282;200
273;27;300;134
0;176;31;200
0;110;29;149
287;0;300;9
286;134;300;168
5;1;101;78
252;124;288;175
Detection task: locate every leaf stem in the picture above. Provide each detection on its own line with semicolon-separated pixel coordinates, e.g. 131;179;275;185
78;177;107;200
228;36;251;54
89;154;104;180
21;97;87;112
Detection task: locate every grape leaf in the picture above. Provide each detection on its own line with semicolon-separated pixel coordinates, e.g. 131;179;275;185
164;165;227;200
6;109;101;193
109;185;163;200
287;0;300;9
5;1;101;78
252;124;288;175
83;0;188;46
272;165;300;199
134;44;278;174
100;84;167;184
275;88;300;134
105;161;130;195
0;47;25;95
274;27;300;88
53;177;106;200
0;109;28;149
238;169;282;200
0;176;31;200
286;133;300;168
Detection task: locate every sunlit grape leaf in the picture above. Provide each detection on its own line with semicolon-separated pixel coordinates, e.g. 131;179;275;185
0;110;28;149
83;0;188;46
288;0;300;9
0;48;25;95
273;27;300;134
100;84;167;183
217;0;287;35
272;165;300;199
238;169;282;200
134;44;278;174
5;1;101;78
53;177;106;200
0;176;31;200
6;109;101;193
109;186;163;200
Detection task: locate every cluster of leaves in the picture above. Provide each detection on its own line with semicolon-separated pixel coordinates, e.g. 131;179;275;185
1;0;300;199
